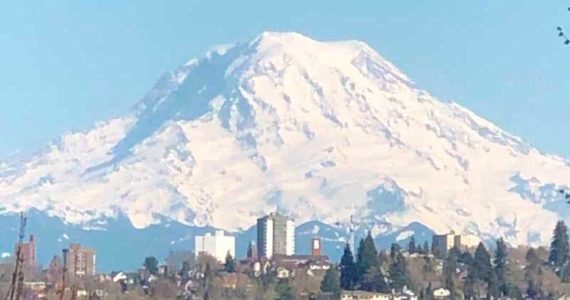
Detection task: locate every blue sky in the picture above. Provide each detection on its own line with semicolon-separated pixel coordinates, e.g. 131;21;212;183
1;1;569;158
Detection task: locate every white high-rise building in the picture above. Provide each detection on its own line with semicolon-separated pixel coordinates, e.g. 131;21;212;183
257;212;295;258
195;230;235;262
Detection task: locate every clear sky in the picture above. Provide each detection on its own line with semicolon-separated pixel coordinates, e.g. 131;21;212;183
1;1;569;158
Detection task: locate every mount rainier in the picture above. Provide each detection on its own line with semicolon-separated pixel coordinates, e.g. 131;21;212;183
1;32;569;268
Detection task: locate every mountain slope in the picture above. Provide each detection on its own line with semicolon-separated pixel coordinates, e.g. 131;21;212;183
1;32;569;248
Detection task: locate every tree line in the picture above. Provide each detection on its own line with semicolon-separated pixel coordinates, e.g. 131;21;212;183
321;220;570;299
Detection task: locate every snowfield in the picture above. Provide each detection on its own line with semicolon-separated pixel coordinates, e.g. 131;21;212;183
1;32;569;247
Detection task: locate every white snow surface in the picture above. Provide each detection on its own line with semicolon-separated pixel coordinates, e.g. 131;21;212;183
1;32;569;246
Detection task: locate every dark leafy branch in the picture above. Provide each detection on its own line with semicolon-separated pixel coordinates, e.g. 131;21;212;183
558;7;570;45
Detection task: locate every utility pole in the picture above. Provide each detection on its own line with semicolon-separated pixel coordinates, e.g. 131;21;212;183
5;212;27;300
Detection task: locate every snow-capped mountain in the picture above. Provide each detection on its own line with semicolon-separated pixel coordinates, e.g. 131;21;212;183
1;32;569;249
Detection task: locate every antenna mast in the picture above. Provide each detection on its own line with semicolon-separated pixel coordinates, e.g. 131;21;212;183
5;212;27;300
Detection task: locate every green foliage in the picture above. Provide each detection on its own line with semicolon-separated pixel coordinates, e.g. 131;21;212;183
224;251;236;273
443;248;459;298
320;266;340;297
422;241;430;255
361;266;389;293
275;279;295;300
464;243;493;299
473;242;492;281
179;260;191;284
340;243;357;290
143;256;159;275
525;248;544;298
424;281;433;300
205;261;214;279
487;268;499;299
390;243;401;261
389;252;410;290
356;232;379;283
549;220;569;269
408;236;417;254
494;238;510;296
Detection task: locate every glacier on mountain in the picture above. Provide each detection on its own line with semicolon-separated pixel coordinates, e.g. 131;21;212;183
1;32;569;248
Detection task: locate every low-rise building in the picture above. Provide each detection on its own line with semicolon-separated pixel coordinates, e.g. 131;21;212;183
340;290;392;300
433;288;451;299
392;286;418;300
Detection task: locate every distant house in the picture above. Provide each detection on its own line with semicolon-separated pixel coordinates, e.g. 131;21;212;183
220;272;239;289
392;286;418;300
433;288;451;299
340;290;392;300
112;272;128;283
276;266;292;279
23;281;47;298
272;254;330;270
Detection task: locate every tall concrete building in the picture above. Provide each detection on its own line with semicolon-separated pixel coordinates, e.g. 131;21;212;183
63;244;96;278
17;235;36;268
432;231;462;257
195;230;235;262
257;212;295;258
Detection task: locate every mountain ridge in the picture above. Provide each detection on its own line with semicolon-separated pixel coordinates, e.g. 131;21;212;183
0;32;569;248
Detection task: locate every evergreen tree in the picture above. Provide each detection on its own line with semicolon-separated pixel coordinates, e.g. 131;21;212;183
431;242;441;259
458;250;474;266
320;266;341;297
389;252;411;290
179;260;191;284
340;243;357;290
487;269;499;299
422;241;430;255
443;247;459;299
390;243;401;261
465;243;493;298
473;242;492;281
143;256;159;275
378;250;390;270
408;236;417;254
361;266;389;292
494;238;509;296
204;261;214;283
525;248;543;298
425;281;433;300
224;251;236;273
275;279;295;300
464;271;475;300
356;232;378;283
549;220;570;269
203;262;214;300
